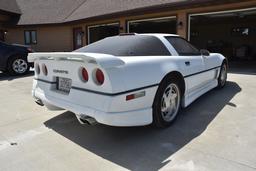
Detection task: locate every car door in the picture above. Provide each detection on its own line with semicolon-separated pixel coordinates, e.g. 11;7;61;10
164;36;207;94
181;55;206;94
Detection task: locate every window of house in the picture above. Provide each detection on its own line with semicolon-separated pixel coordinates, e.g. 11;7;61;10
165;36;200;56
24;30;37;44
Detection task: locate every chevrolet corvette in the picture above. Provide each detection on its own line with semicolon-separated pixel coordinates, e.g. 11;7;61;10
28;34;227;127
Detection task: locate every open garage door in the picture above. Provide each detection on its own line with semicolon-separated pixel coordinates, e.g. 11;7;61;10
87;23;119;44
127;16;176;34
189;8;256;65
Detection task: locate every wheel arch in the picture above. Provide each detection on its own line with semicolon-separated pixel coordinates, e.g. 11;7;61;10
159;71;186;97
223;58;228;67
6;53;27;69
152;70;185;128
219;58;228;78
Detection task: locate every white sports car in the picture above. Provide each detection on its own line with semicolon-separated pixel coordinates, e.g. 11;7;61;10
28;34;227;127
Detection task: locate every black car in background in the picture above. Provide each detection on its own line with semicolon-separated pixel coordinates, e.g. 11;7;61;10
0;41;33;75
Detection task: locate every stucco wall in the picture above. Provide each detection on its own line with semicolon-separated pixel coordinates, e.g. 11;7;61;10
5;25;75;52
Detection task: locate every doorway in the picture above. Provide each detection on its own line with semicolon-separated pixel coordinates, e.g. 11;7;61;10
73;27;84;50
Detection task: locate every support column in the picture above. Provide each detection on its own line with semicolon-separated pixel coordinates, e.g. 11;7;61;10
119;18;126;33
177;11;188;39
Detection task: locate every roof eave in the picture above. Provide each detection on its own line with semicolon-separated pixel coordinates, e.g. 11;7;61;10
63;0;223;24
15;0;243;26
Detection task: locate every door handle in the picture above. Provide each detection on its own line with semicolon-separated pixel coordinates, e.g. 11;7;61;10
185;61;190;66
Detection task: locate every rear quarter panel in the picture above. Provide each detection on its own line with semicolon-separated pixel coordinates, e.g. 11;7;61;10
114;56;189;91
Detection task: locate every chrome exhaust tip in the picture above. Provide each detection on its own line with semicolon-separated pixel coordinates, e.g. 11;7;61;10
35;99;44;106
76;115;98;125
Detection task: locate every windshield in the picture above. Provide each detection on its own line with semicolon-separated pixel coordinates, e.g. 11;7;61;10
75;35;171;56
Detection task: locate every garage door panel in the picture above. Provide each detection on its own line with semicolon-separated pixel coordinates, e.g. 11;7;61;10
128;17;177;34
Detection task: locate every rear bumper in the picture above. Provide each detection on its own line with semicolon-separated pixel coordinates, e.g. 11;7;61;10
32;81;156;127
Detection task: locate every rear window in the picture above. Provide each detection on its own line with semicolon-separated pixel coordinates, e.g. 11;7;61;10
165;36;200;56
75;35;171;56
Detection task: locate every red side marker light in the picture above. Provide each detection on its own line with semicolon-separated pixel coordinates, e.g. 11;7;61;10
126;94;135;101
126;91;146;101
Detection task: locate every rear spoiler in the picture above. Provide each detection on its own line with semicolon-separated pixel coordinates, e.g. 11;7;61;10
28;52;125;69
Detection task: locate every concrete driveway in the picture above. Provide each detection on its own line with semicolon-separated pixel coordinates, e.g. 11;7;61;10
0;70;255;171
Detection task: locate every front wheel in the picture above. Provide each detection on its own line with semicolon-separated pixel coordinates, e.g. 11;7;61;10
7;55;30;76
217;62;227;88
153;78;181;128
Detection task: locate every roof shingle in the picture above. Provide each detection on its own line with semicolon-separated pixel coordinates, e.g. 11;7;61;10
16;0;86;25
65;0;188;22
2;0;239;25
0;0;21;14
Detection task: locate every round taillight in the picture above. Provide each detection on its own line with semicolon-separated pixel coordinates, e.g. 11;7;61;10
81;68;89;82
95;68;104;85
35;63;40;75
42;64;48;76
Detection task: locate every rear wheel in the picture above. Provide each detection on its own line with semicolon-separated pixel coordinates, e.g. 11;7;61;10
153;77;181;128
217;62;227;88
7;55;29;75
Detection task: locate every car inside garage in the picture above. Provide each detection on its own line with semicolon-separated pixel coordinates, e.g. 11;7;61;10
127;16;176;34
87;23;119;44
189;8;256;65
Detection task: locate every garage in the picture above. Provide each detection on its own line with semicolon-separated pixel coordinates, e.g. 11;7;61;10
189;8;256;64
127;16;176;34
87;23;119;44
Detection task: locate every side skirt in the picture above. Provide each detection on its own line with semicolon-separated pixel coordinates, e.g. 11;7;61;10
182;80;218;108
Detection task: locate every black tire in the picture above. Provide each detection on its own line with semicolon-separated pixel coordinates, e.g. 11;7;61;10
7;55;30;76
153;77;181;128
217;62;227;88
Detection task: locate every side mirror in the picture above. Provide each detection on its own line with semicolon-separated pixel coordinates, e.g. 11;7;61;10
200;49;210;56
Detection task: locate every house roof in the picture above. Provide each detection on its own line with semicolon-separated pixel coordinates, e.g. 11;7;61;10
4;0;243;25
0;0;21;15
65;0;189;22
16;0;87;25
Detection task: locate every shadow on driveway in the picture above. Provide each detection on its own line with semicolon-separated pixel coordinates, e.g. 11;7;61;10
44;81;241;171
0;71;34;81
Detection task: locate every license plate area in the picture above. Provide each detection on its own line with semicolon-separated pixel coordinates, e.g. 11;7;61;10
56;77;72;94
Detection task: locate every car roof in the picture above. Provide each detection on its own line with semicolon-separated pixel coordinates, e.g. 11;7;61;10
118;33;180;37
118;33;180;38
140;33;180;37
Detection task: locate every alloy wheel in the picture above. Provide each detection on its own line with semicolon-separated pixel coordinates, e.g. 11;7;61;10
161;83;180;122
12;59;28;74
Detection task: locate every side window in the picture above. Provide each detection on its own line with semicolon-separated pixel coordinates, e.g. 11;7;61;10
24;30;37;45
165;36;200;56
